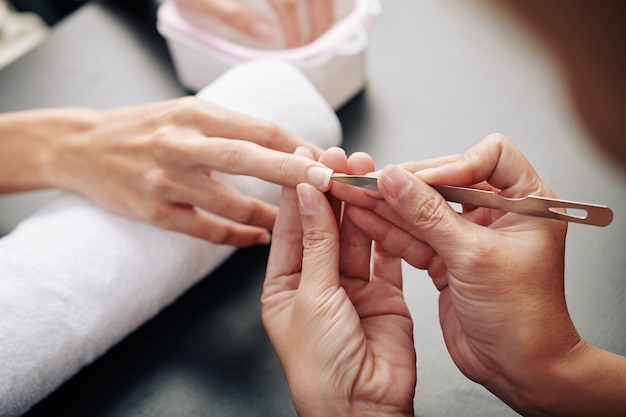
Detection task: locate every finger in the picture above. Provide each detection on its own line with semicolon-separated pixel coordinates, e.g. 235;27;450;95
318;146;348;172
296;183;341;297
378;165;475;258
339;205;371;281
344;204;437;270
267;0;302;48
157;204;271;246
189;138;334;190
395;153;462;174
371;242;403;290
414;134;556;199
347;151;376;175
327;151;381;208
264;147;316;295
166;97;323;156
318;147;349;221
307;0;333;41
172;177;279;230
264;185;303;292
338;151;377;279
176;0;275;41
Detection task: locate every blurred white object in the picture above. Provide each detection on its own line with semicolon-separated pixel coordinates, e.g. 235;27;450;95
157;0;380;109
0;0;47;69
0;60;341;416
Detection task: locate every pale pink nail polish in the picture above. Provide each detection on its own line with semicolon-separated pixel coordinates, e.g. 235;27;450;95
297;184;320;214
307;166;333;189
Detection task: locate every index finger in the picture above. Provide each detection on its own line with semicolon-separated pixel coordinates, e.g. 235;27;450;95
197;139;334;190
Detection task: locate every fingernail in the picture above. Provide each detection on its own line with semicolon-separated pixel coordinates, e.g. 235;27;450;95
297;183;320;214
307;166;333;189
381;165;410;199
250;21;274;40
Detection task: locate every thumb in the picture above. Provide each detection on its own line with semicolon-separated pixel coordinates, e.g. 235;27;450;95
378;165;473;256
296;183;340;297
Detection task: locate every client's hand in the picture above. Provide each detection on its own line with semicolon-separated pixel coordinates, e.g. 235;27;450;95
0;97;333;246
262;147;416;417
176;0;334;48
330;134;626;416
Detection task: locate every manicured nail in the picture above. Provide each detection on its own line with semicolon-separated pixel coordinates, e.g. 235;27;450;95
297;183;320;214
381;165;410;199
250;21;274;40
307;166;333;189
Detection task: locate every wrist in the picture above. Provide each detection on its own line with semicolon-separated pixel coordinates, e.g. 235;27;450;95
502;340;626;417
293;396;413;417
40;108;103;191
295;404;413;417
0;108;102;193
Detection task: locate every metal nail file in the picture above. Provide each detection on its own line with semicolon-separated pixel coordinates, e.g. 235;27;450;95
330;175;613;227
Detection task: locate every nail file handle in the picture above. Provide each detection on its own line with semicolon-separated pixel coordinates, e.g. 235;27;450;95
434;185;614;227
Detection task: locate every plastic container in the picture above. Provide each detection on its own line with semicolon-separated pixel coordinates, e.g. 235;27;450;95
157;0;380;110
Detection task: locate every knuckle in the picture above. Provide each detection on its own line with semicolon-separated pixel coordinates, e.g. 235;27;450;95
302;227;336;252
255;121;283;147
168;97;202;124
210;228;234;245
149;125;175;151
143;203;169;225
144;169;175;197
221;140;246;166
276;155;295;179
231;201;266;226
411;193;450;233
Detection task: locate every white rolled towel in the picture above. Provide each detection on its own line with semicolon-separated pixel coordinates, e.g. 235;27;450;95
0;60;342;416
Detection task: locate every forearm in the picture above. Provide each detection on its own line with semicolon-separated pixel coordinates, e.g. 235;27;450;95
0;108;101;193
516;341;626;416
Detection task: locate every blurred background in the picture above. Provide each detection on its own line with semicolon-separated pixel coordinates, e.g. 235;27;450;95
0;0;164;69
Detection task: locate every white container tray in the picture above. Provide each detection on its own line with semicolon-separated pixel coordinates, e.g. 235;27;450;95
157;0;380;110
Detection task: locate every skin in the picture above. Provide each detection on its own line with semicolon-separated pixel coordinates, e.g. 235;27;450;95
175;0;334;48
264;136;626;416
263;1;626;414
262;147;416;417
332;135;626;416
0;97;333;246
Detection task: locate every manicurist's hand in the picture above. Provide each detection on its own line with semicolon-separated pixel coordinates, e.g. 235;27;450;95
262;147;416;417
330;134;626;416
0;97;333;246
176;0;334;48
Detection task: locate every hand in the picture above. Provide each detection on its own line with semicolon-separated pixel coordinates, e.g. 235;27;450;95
1;97;333;246
330;134;626;415
176;0;334;48
262;147;416;416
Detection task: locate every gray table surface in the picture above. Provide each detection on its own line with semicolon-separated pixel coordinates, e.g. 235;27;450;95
1;1;624;416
